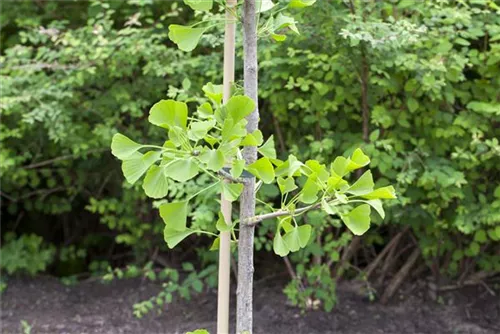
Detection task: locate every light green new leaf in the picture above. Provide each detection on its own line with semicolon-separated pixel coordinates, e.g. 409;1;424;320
366;199;385;219
283;228;301;252
297;224;312;248
279;216;294;233
347;170;374;195
210;237;220;251
221;182;244;202
241;130;264;146
277;176;297;194
188;119;216;141
168;24;206;52
149;99;188;129
246;157;275;183
331;156;350;177
164;227;196;248
289;0;316;8
274;13;299;34
258;135;277;159
168;126;187;148
221;118;247;142
275;154;303;178
184;0;213;11
257;0;275;12
300;177;319;204
159;201;188;231
216;211;230;232
202;83;223;105
347;148;370;172
142;165;169;199
226;95;256;124
199;149;225;172
122;151;161;184
231;158;245;178
341;204;371;236
321;199;338;215
111;133;143;160
197;102;213;118
273;231;289;257
271;34;287;42
362;186;397;200
164;158;199;182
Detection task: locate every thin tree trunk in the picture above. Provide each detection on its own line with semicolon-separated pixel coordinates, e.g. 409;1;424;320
237;0;258;332
217;1;237;332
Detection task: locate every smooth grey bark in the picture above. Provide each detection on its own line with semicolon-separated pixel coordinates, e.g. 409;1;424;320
237;0;258;333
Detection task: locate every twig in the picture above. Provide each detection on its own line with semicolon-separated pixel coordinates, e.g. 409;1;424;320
22;148;107;169
365;226;409;278
217;169;250;184
380;247;420;304
247;199;337;226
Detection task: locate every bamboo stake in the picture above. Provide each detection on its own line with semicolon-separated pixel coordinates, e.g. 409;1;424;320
217;0;237;333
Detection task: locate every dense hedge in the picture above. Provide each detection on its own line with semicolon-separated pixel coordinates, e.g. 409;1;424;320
1;0;499;307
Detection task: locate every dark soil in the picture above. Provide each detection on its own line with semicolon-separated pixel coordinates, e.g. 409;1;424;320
1;276;499;334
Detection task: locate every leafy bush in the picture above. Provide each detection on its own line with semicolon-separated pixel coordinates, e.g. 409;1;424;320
1;0;499;313
0;233;55;276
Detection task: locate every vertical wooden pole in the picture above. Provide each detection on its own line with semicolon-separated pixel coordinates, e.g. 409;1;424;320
237;0;258;333
218;1;237;333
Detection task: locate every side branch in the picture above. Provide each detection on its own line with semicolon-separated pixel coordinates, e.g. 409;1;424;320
217;169;250;184
246;199;340;226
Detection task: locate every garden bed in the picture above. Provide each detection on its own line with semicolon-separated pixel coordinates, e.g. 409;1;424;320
1;276;498;334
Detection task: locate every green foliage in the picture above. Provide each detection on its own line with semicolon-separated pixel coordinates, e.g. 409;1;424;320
2;0;499;315
111;83;394;255
0;233;55;276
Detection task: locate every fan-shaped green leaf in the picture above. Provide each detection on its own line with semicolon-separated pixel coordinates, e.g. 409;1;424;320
258;135;277;159
159;201;188;231
221;182;244;202
275;154;303;178
241;130;264;146
300;177;319;204
297;224;312;248
277;176;297;194
283;228;301;252
341;204;371;236
149;99;188;129
362;186;397;199
331;156;350;177
164;227;196;248
257;0;275;13
164;158;199;182
184;0;213;11
347;170;374;195
231;159;245;178
202;83;223;105
111;133;143;160
216;211;230;232
246;157;275;183
122;151;161;184
188;119;216;141
274;13;299;34
168;25;206;52
273;231;289;257
347;148;370;172
142;165;169;199
199;149;225;172
289;0;316;8
226;95;256;124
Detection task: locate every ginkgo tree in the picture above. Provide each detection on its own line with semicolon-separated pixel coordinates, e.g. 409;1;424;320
111;0;396;333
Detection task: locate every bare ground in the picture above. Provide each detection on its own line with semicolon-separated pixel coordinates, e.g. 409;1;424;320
1;276;499;334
